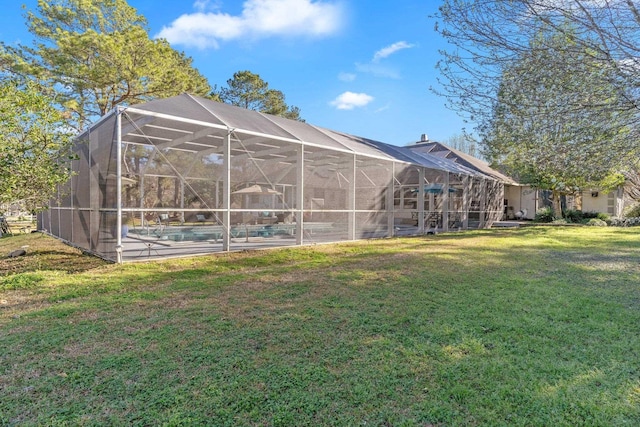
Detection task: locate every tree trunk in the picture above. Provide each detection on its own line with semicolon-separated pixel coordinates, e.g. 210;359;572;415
156;177;164;207
552;190;562;219
174;177;180;207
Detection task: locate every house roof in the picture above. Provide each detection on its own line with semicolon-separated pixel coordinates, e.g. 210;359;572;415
408;141;518;184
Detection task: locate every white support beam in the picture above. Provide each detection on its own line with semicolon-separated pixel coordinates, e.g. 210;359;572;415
443;172;450;232
180;180;185;223
462;175;470;229
222;131;231;251
153;127;218;150
116;109;123;263
348;154;356;240
215;141;293;161
418;168;425;234
479;178;487;229
387;162;395;237
139;172;145;226
296;146;304;245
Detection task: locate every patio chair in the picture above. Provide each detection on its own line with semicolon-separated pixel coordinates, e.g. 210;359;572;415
426;212;441;229
515;209;528;220
158;213;170;225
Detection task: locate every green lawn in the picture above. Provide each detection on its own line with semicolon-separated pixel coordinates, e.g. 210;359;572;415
1;227;639;426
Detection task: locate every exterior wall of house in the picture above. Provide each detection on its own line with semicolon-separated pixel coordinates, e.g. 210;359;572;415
503;185;520;219
505;186;625;219
581;189;620;216
503;185;537;220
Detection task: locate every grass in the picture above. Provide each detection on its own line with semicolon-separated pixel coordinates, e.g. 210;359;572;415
1;227;640;426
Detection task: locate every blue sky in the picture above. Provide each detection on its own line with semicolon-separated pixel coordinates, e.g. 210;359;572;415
0;0;468;146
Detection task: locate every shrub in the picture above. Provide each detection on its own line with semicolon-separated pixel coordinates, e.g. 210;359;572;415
623;203;640;218
586;218;607;227
552;218;568;225
534;207;555;223
577;211;609;224
608;217;640;227
564;209;583;223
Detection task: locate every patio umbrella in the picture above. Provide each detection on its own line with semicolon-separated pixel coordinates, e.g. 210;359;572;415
419;183;458;194
232;184;282;195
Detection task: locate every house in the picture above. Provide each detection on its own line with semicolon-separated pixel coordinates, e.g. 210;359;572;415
409;138;625;219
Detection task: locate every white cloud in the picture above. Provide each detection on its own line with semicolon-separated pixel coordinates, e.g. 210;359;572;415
619;57;640;74
343;41;415;80
157;0;345;49
193;0;211;12
330;91;374;110
338;72;356;82
355;62;400;79
374;104;390;113
372;41;415;62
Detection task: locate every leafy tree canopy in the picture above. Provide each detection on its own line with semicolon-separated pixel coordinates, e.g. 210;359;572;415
442;133;480;158
213;70;303;121
1;0;211;131
483;27;632;215
435;0;640;164
0;77;75;212
435;0;640;124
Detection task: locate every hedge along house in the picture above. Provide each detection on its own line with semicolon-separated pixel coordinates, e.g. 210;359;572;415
38;94;506;262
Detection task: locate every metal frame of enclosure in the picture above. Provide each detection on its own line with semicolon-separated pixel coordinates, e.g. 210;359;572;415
39;94;505;262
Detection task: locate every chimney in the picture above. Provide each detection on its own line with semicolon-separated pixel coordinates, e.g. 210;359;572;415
420;134;429;143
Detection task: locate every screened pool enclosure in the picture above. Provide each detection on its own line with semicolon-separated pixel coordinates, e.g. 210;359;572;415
39;94;505;262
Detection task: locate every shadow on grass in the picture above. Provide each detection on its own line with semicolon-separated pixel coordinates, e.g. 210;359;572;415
0;233;108;276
